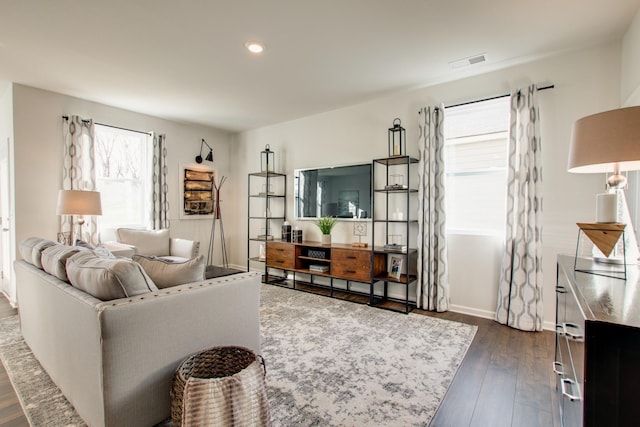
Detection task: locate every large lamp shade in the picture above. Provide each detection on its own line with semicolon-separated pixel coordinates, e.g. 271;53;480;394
567;106;640;174
56;190;102;216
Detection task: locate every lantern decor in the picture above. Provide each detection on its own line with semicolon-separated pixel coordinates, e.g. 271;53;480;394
261;144;275;173
388;118;406;157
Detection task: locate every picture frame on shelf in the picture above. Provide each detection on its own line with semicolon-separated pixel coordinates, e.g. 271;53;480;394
389;255;403;279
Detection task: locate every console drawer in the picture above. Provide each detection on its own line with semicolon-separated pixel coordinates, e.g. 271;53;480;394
266;242;294;269
331;248;371;282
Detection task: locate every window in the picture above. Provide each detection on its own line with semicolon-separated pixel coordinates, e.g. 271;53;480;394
444;97;510;234
94;125;153;231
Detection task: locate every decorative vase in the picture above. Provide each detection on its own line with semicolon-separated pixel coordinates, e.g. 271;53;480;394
321;234;331;245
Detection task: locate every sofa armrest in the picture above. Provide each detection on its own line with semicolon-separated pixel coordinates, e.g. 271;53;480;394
170;238;199;259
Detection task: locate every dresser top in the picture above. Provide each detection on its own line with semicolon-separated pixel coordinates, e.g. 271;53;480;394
559;255;640;328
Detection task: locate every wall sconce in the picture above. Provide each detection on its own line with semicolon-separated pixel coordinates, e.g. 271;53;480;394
388;118;406;157
195;139;213;163
261;144;274;172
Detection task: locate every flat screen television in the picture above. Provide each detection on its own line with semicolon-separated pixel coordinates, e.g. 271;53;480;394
294;163;371;220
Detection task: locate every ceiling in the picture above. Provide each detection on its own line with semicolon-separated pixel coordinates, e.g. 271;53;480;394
1;0;639;132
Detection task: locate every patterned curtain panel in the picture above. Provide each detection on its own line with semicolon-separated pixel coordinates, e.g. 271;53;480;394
496;85;543;331
417;106;449;311
61;116;99;244
152;133;170;230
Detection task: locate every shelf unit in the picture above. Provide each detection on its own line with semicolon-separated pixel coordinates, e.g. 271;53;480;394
247;170;286;281
371;155;419;313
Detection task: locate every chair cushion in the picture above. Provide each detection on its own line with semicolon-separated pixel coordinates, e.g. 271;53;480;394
132;254;206;289
41;244;82;282
66;251;158;300
117;228;170;257
19;237;57;269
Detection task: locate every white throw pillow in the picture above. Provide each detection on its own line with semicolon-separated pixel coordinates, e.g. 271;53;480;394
132;254;206;288
66;251;158;300
19;237;57;269
41;244;81;282
117;228;170;257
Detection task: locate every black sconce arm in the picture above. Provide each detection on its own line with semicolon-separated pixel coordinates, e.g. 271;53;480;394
196;139;214;163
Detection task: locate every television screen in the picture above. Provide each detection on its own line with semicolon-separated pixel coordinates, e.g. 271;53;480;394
295;163;371;219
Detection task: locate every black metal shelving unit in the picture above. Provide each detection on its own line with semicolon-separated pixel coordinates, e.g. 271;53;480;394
247;169;286;282
371;155;419;313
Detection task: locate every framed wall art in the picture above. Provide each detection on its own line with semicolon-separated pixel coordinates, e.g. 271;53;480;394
180;164;215;219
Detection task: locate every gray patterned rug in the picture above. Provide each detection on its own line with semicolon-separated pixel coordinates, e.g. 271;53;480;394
0;285;476;426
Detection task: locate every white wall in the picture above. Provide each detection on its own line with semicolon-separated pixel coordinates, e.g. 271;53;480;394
11;84;236;267
234;42;622;328
622;8;640;106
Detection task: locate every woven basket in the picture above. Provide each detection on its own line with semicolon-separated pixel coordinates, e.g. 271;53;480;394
170;346;271;426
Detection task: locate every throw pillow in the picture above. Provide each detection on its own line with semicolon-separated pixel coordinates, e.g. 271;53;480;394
19;237;57;269
132;254;206;288
41;244;81;282
117;228;170;257
66;251;158;300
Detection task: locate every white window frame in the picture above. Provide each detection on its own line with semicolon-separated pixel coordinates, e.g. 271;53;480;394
94;124;153;234
444;97;510;236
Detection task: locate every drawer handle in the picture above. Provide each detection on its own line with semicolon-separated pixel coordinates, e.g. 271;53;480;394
555;324;565;336
275;260;284;264
344;270;356;274
561;378;582;402
556;286;567;294
553;361;564;376
346;256;357;260
563;322;584;341
276;248;285;252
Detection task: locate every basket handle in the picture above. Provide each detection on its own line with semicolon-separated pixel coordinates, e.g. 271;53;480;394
257;354;267;377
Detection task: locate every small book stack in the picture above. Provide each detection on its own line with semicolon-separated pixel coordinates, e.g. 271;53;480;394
384;243;407;252
309;264;329;273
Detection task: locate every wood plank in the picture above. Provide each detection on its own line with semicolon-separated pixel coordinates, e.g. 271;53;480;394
0;294;27;426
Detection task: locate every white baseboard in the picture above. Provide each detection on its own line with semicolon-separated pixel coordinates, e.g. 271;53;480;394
449;304;556;331
449;304;495;321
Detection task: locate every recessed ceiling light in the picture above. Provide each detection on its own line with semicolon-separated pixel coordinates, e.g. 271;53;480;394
245;41;265;54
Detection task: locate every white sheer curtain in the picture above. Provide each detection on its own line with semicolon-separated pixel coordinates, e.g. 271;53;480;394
61;115;99;245
417;106;449;311
496;85;543;331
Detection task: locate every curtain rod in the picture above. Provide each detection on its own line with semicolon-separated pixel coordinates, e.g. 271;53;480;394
445;84;555;109
62;116;151;136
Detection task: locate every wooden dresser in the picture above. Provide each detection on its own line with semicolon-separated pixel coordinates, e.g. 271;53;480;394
555;255;640;427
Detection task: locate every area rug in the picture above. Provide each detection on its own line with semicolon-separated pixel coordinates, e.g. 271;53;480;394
0;285;476;426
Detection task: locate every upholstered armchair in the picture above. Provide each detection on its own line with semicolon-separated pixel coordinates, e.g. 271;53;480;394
108;228;200;262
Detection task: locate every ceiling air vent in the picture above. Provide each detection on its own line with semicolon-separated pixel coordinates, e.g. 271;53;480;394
449;54;487;69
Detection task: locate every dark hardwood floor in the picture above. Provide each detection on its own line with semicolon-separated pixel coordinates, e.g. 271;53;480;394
0;289;558;427
418;309;560;427
0;296;28;427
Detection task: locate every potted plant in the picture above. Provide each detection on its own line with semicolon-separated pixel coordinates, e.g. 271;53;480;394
314;216;337;245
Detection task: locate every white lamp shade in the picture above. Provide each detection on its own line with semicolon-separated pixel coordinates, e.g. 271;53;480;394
56;190;102;216
567;106;640;173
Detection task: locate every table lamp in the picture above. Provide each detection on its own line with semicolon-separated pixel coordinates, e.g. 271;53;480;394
56;189;102;244
567;106;640;264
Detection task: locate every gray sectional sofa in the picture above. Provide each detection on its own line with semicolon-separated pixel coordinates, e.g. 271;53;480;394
15;237;261;427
